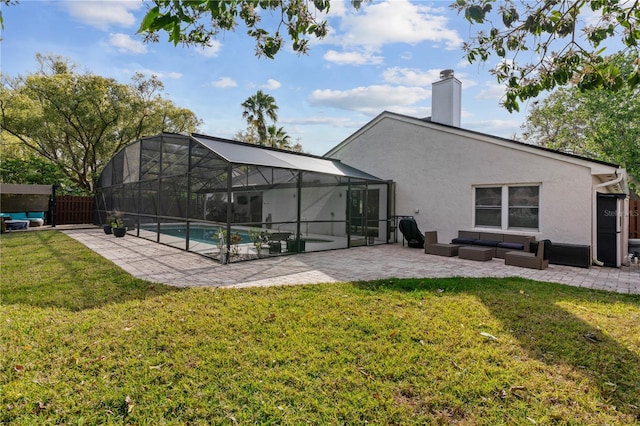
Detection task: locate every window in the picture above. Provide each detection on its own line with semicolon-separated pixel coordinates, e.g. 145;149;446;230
475;187;502;227
475;185;539;230
508;186;539;229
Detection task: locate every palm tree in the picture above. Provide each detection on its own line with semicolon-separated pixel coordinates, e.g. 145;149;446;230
266;125;291;149
241;90;278;145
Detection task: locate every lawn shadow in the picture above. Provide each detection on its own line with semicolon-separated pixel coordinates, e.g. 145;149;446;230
355;277;640;418
476;279;639;415
1;230;182;311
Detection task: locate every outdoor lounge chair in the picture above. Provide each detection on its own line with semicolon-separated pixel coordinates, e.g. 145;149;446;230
504;240;552;270
398;217;424;248
424;231;462;257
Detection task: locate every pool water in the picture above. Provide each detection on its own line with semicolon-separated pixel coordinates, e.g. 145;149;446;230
144;225;254;245
141;224;332;246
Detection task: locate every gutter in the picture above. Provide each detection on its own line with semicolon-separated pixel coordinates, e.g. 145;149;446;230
592;172;624;266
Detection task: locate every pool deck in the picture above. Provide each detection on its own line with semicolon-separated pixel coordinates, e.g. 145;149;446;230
63;228;640;295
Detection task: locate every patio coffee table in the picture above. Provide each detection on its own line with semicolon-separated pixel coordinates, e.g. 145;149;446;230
5;220;29;230
459;246;494;261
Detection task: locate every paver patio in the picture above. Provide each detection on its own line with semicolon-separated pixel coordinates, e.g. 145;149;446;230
62;228;640;294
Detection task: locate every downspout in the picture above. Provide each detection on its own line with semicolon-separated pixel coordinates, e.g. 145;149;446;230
592;172;624;266
622;197;630;265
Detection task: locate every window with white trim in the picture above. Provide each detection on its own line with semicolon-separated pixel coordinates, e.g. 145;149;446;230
475;185;539;230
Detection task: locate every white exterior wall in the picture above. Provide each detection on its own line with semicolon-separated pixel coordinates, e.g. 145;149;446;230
328;115;602;246
262;183;389;239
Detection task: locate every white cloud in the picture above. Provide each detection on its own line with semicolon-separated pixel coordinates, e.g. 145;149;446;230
308;84;430;113
400;51;413;60
212;77;237;88
196;42;222;58
385;105;431;117
323;0;462;50
108;33;147;54
577;4;605;27
467;119;522;139
475;82;507;101
127;68;182;80
282;116;358;127
64;1;140;30
323;0;348;18
383;68;478;91
383;67;441;86
456;59;471;69
262;79;282;90
324;49;384;65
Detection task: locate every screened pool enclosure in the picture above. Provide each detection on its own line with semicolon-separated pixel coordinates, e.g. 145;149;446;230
96;133;392;263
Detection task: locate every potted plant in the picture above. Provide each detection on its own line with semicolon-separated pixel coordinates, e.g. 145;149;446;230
249;228;268;256
110;211;127;237
103;212;114;234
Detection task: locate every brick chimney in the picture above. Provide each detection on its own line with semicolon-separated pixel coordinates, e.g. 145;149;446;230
431;69;461;127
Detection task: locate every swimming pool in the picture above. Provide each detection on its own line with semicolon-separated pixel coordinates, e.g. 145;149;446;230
141;223;334;247
142;224;254;245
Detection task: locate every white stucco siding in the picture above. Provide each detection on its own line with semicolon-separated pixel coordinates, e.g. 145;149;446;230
329;116;598;245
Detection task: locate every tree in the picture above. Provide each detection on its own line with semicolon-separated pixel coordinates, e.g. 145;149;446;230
234;125;303;152
0;154;74;188
265;124;291;149
521;52;640;191
0;54;202;193
138;0;364;58
241;90;278;145
233;128;260;145
452;0;640;112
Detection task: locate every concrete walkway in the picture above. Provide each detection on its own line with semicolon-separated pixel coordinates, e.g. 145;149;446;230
63;228;640;295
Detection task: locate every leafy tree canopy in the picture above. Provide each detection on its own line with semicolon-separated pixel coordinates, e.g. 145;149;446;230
0;155;84;194
241;90;278;145
234;125;302;151
138;0;363;58
237;91;302;151
265;124;297;150
452;0;640;112
0;54;202;193
521;51;640;192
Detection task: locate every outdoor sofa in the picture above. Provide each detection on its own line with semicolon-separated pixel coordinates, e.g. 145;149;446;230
424;231;462;257
504;240;552;270
451;230;535;258
0;211;45;229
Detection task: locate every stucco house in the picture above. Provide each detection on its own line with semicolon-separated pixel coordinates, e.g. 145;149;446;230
326;70;631;267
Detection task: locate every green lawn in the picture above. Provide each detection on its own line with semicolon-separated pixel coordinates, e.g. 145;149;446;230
1;231;639;425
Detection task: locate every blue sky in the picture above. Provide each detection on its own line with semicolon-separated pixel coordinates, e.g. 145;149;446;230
2;0;534;155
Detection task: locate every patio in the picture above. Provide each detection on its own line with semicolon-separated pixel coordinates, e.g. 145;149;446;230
64;228;640;294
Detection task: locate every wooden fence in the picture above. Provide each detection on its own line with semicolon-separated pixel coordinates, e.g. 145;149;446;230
55;195;94;225
630;199;640;239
